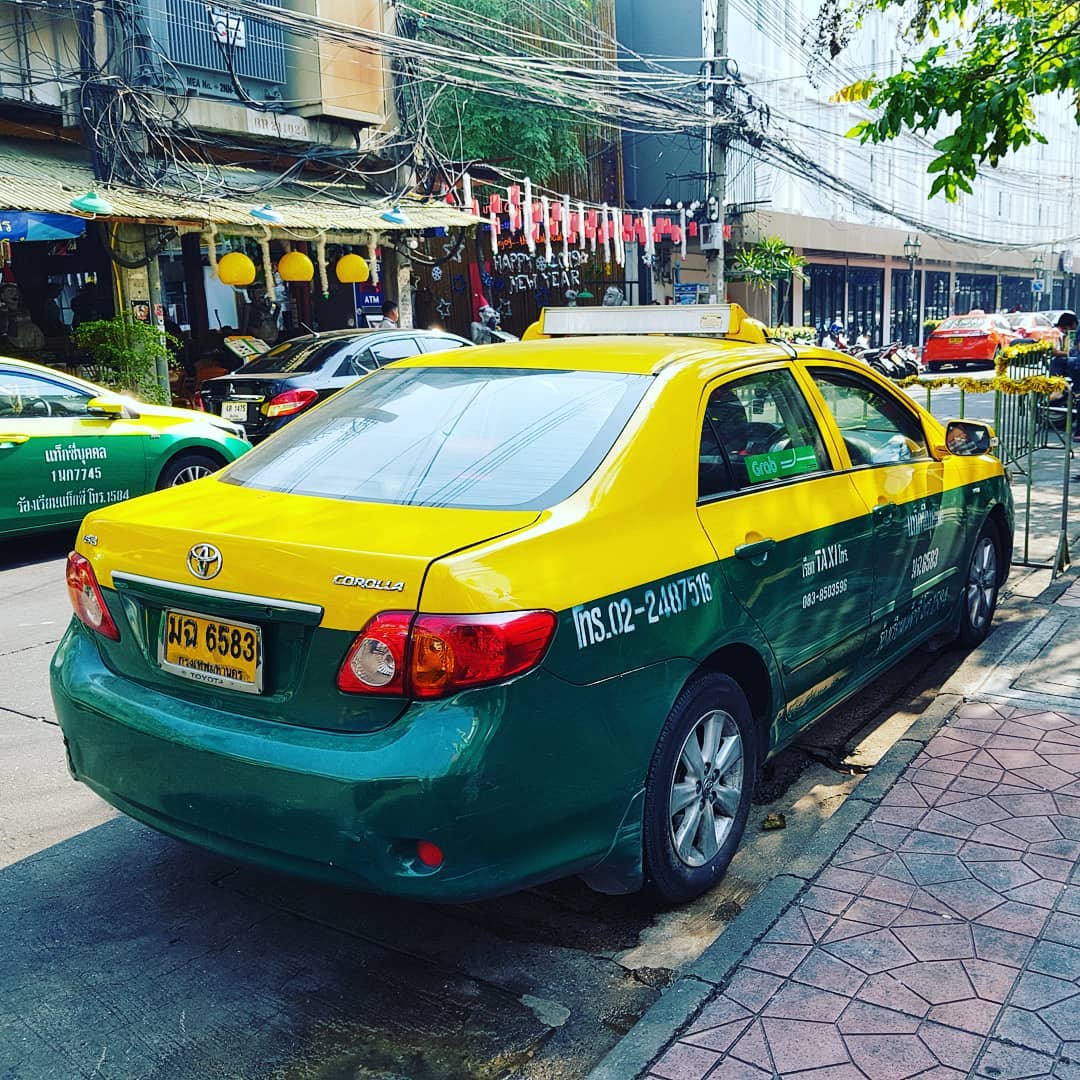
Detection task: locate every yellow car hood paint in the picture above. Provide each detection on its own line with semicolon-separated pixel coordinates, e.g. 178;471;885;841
80;479;539;630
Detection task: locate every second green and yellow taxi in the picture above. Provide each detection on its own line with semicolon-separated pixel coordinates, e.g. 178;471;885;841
50;305;1011;903
0;356;249;539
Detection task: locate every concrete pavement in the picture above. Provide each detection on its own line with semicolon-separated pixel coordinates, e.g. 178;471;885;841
590;577;1080;1079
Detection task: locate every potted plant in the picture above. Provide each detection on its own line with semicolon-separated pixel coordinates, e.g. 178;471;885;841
72;316;179;406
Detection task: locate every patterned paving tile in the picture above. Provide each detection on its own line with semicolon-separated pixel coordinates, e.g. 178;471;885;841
645;710;1080;1080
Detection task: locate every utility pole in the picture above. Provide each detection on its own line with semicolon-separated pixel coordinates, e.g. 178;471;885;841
702;0;726;303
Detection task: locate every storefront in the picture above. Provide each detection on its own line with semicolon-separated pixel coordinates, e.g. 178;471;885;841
0;139;479;383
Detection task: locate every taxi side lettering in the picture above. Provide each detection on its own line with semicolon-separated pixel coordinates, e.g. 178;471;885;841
573;572;714;650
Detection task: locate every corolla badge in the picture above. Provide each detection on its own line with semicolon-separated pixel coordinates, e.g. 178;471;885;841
187;543;223;580
332;575;406;592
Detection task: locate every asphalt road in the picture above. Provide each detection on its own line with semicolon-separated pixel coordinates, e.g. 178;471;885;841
0;523;1039;1080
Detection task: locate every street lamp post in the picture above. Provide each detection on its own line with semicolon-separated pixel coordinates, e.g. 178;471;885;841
903;235;921;345
1032;253;1045;311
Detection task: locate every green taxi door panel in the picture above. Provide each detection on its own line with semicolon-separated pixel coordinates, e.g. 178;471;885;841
695;367;875;736
0;368;147;535
806;366;962;665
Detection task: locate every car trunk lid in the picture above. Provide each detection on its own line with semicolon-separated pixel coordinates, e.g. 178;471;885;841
80;481;539;732
197;373;289;438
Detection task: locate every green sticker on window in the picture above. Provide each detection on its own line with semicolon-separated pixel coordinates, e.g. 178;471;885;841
744;445;819;484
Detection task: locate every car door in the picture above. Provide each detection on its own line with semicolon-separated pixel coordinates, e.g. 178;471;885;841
803;364;961;669
696;365;875;730
0;367;147;535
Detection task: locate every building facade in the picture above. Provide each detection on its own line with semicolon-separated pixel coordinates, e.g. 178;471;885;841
616;0;1080;340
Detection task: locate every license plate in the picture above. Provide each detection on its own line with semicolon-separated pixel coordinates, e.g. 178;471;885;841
159;609;263;693
948;337;963;344
221;401;248;421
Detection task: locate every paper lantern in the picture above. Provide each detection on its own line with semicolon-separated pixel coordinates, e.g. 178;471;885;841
335;253;370;284
278;251;314;282
217;251;256;286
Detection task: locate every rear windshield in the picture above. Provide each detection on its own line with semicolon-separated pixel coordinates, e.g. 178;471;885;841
937;317;989;331
222;366;651;510
239;339;347;374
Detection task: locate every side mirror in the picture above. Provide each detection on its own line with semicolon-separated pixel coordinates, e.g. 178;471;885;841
943;419;995;456
86;396;126;418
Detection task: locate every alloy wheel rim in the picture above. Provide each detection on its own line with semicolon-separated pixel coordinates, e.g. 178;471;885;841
966;537;997;630
668;708;744;867
171;464;213;486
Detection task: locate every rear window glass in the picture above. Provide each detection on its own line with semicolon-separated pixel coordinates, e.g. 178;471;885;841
222;367;650;510
239;340;349;374
937;317;989;331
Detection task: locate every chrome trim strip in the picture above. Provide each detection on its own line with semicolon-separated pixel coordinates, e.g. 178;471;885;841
111;571;324;616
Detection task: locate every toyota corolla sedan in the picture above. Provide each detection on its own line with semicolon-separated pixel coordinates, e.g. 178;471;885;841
1;356;249;539
923;313;1019;371
51;305;1013;904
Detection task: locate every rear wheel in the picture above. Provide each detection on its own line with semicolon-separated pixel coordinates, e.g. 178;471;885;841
156;451;222;489
643;673;758;904
957;524;1000;647
926;361;941;373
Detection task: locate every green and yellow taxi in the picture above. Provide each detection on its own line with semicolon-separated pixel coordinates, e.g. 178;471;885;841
50;306;1012;903
1;357;250;539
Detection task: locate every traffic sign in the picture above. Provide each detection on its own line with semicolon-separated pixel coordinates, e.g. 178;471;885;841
1031;279;1045;292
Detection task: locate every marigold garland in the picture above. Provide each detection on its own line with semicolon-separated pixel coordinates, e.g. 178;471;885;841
897;340;1063;395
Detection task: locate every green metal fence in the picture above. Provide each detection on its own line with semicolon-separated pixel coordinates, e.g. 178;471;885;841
913;375;1073;577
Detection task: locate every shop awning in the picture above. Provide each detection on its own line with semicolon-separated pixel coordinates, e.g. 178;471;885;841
0;211;87;241
0;140;480;236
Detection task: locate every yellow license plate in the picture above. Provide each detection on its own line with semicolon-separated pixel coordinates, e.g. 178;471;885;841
159;609;263;693
948;336;963;344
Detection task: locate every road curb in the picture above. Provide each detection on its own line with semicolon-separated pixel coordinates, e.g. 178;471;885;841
585;690;966;1080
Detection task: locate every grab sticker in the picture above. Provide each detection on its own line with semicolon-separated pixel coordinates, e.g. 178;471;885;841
744;445;819;484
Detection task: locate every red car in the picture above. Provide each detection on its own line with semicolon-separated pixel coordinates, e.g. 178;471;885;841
1007;311;1063;346
923;314;1018;372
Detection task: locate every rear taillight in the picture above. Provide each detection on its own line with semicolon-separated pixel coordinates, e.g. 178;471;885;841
337;611;411;694
66;552;120;640
263;388;318;418
337;610;556;699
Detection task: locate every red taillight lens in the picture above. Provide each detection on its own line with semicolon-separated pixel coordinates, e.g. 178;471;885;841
337;611;412;694
65;552;120;640
410;611;557;698
264;388;318;418
193;391;206;412
337;610;556;699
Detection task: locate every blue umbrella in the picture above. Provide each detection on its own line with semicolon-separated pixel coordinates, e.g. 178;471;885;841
0;212;87;242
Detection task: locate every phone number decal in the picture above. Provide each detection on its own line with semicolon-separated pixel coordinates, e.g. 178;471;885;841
801;578;848;609
573;572;714;649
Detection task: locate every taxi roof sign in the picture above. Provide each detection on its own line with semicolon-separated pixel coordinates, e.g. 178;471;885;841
533;303;761;341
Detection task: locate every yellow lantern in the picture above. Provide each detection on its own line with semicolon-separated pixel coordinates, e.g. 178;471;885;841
277;250;314;283
217;251;256;286
335;253;370;284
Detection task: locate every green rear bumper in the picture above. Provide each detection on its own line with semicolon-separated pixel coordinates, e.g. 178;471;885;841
51;622;688;900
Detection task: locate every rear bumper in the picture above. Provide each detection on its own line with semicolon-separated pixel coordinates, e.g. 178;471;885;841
50;622;648;900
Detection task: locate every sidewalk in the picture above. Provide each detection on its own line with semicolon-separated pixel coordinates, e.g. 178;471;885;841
590;579;1080;1080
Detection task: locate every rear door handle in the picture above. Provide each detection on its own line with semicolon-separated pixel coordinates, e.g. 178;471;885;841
872;502;897;522
0;434;29;449
735;538;777;564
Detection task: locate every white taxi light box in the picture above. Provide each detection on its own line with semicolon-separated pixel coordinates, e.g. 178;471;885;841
540;304;739;337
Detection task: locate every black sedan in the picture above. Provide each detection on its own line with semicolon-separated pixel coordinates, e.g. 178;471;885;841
195;328;473;441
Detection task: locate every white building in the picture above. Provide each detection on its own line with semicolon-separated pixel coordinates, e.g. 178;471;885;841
617;0;1080;340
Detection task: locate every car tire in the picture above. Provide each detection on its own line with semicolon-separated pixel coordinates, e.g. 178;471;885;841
643;672;758;904
156;452;222;489
926;362;941;373
956;523;1001;648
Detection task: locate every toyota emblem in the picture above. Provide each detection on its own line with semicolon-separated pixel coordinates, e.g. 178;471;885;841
187;543;223;580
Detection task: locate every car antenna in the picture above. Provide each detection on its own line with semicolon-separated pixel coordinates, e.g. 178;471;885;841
300;322;318;337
